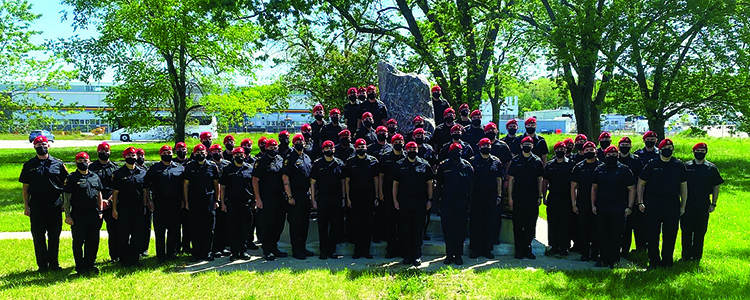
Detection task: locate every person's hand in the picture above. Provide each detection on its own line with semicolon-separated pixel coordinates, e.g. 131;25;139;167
538;197;542;206
214;202;220;209
638;203;645;213
426;200;432;210
625;208;632;216
288;198;296;206
503;181;509;189
101;200;110;210
572;205;579;214
221;203;227;212
185;202;190;211
148;201;154;211
346;199;352;208
255;199;264;209
496;196;501;205
394;201;400;210
374;198;379;207
23;206;30;217
99;213;103;220
508;198;514;209
312;201;318;210
65;216;74;226
592;206;597;215
112;209;118;220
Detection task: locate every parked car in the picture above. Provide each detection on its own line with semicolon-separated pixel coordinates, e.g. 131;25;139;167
28;130;55;143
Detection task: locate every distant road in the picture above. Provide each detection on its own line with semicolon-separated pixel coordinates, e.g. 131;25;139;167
0;139;145;149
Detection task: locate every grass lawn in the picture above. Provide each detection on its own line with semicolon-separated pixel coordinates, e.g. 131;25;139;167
0;134;748;299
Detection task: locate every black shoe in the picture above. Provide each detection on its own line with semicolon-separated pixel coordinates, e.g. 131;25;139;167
547;248;558;256
514;254;524;259
229;256;239;262
189;256;201;263
422;234;431;241
402;258;412;265
221;249;232;256
372;238;381;243
272;250;288;258
264;254;276;261
319;254;328;260
204;256;215;262
595;261;604;267
493;238;501;245
443;256;453;264
559;249;569;256
454;256;463;265
412;258;422;266
90;267;100;275
364;254;373;259
238;254;250;260
246;243;259;250
37;267;49;274
484;252;495;259
469;252;480;259
141;251;149;257
293;253;307;260
352;254;362;259
328;253;341;259
524;252;536;260
303;249;315;257
580;255;590;262
385;252;397;259
647;265;658;271
621;251;630;258
157;257;166;264
212;252;223;258
569;246;580;253
49;266;62;272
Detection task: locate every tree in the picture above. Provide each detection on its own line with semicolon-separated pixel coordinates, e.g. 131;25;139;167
53;0;268;142
0;0;76;133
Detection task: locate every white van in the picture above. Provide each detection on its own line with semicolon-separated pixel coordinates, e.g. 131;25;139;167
111;115;218;142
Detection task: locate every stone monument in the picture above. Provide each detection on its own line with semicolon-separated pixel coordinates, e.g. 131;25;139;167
377;61;435;135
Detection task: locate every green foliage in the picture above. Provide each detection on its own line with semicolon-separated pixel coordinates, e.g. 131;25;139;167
202;80;290;132
676;126;708;138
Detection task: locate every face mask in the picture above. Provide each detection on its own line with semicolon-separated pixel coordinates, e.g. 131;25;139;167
279;138;289;146
450;150;461;161
358;95;366;101
600;141;611;149
331;116;339;124
472;119;481;127
176;150;187;159
694;152;706;160
294;143;304;151
349;95;357;102
314;115;323;121
451;133;461;141
605;156;618;166
194;153;206;162
243;147;252;155
526;127;536;135
202;141;211;149
77;162;88;171
212;153;221;161
460;110;469;117
136;157;145;165
575;143;584;151
555;151;566;159
485;132;496;140
393;144;403;151
414;123;424;128
98;152;110;161
367;93;376;100
266;150;277;157
507;128;517;135
584;152;596;160
340;139;350;147
225;144;234;151
161;154;172;162
234;156;244;164
323;150;334;157
258;145;266;153
388;127;396;134
377;134;387;142
356;148;367;156
363;120;373;128
480;148;491;155
522;145;532;153
303;132;312;139
415;138;424;144
661;148;673;158
619;146;631;155
645;141;656;148
125;157;138;165
35;146;48;156
407;151;418;159
432;92;440;99
444;116;454;124
566;147;573;154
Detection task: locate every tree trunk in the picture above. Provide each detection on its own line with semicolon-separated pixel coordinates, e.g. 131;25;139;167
647;115;667;140
174;108;186;143
570;86;601;142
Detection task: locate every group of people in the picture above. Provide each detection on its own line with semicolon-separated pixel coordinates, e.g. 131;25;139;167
20;85;723;276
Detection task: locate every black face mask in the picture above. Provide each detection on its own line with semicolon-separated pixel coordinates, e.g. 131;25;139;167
314;115;323;121
267;150;277;157
444;116;454;124
645;141;656;148
432;92;441;99
388;127;396;134
566;147;573;154
340;139;350;147
358;95;366;101
323;150;334;157
225;143;234;151
600;141;611;149
485;132;496;140
414;123;424;128
619;146;631;155
136;157;145;165
243;147;252;155
415;138;424;144
363;120;373;128
507;128;517;135
575;143;584;151
279;138;289;146
584;152;596;160
460;110;469;117
451;133;461;141
234;156;244;164
303;132;312;139
98;152;110;161
212;153;221;161
125;157;138;165
605;156;618;166
694;152;706;160
393;144;403;151
407;151;418;159
202;141;211;149
77;162;88;171
661;148;673;158
35;146;48;156
377;134;387;142
258;145;266;153
349;95;357;102
356;148;367;156
471;119;481;127
367;93;376;100
450;150;461;161
161;154;172;162
176;150;187;159
522;145;532;153
480;147;491;155
294;143;304;151
194;153;206;162
331;116;339;124
526;127;536;135
555;151;566;159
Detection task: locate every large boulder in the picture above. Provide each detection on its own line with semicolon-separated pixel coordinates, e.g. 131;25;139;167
377;61;435;135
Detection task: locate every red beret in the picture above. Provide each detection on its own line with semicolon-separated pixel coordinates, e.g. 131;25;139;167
459;103;469;111
449;142;462;152
450;124;463;134
209;144;222;152
693;142;707;151
223;135;235;144
354;138;367;147
443;107;455;118
123;146;137;157
521;136;534;144
575;134;588;143
159;145;172;154
33;135;48;145
292;133;304;144
265;139;278;147
322;140;335;149
405;141;418;150
366;85;377;92
554;141;566;150
563;138;574;146
301;123;312;132
484;122;498;132
598;131;611;140
413;128;425;135
431;85;441;93
97;142;110;152
175;142;187;149
391;134;404;143
278;130;290;137
376;126;387;133
240;138;252;147
506;119;517;127
258;136;268;146
582;141;596;150
470;110;482;118
604;145;619;154
75;151;89;160
358;87;366;93
232;147;245;154
618;136;632;145
192;144;206;153
413;115;424;123
200;131;212;140
330;108;341;115
347;87;357;95
362;111;373;120
525;117;536;125
643;131;657;139
313;103;324;112
338;130;351;138
136;148;145;156
658;139;674;149
479;138;492;147
387;119;397;126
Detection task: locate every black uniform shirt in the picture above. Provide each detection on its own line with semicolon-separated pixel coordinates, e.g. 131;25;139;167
310;157;345;199
435;159;474;204
344;101;360;132
462;125;485;152
334;145;355;162
456;118;471;127
507;154;545;190
112;165;147;209
345;154;380;197
311;120;326;154
321;123;344;147
431;122;454;151
184;160;220;203
618;153;643;179
570;160;602;208
438;139;475;162
88;160;118;200
417;143;438;166
511;133;549;158
543;158;575;204
490;139;514;165
640;157;688;198
572;153;587;164
145;161;184;203
502;135;519;154
355;126;377;145
64;171;103;218
358;100;389;127
393;157;435;209
685;160;724;211
19;155;68;207
219;162;254;203
252;154;285;199
593;162;636;212
379;150;405;199
634;148;660;166
367;142;393;161
469;154;504;198
432;99;450;125
281;151;312;193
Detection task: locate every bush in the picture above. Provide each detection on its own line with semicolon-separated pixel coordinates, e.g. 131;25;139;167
676;126;707;138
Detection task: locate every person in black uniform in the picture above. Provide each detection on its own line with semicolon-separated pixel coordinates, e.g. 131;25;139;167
393;141;434;266
432;107;457;151
238;138;259;251
507;136;545;259
63;152;103;275
570;141;601;262
300;124;317;159
413;127;438;241
501;119;520;154
334;129;354;162
386;119;398;141
321;108;344;149
358;85;389;128
134;148;151;257
172;142;192;255
355;112;377;144
563;138;575;159
174;142;189;165
144;145;184;263
345;138;380;259
335;129;355;242
592;146;636;268
344;87;361;132
431;85;450;126
572;134;588;163
511;117;549;166
468;138;504;259
405;115;432;144
456;103;472;127
199;131;213;149
111;146;147;267
252;139;289;260
637;138;688;270
369;126;392;243
368;126;393;161
568;134;588;253
682;142;723;264
277;131;292;159
219;147;255;261
635;131;660;166
311;103;326;155
282;134;314;260
439;124;474;161
483;122;513;167
436;143;474;265
616;136;645;258
240;138;254;163
208;143;231;257
379;134;406;258
463;110;484;152
88;141;120;262
183;144;221;262
543;142;575;256
222;135;236;161
311;140;346;259
596;132;612;161
256;136;268;160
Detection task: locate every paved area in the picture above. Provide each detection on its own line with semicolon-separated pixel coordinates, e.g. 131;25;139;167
0;139;145;149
